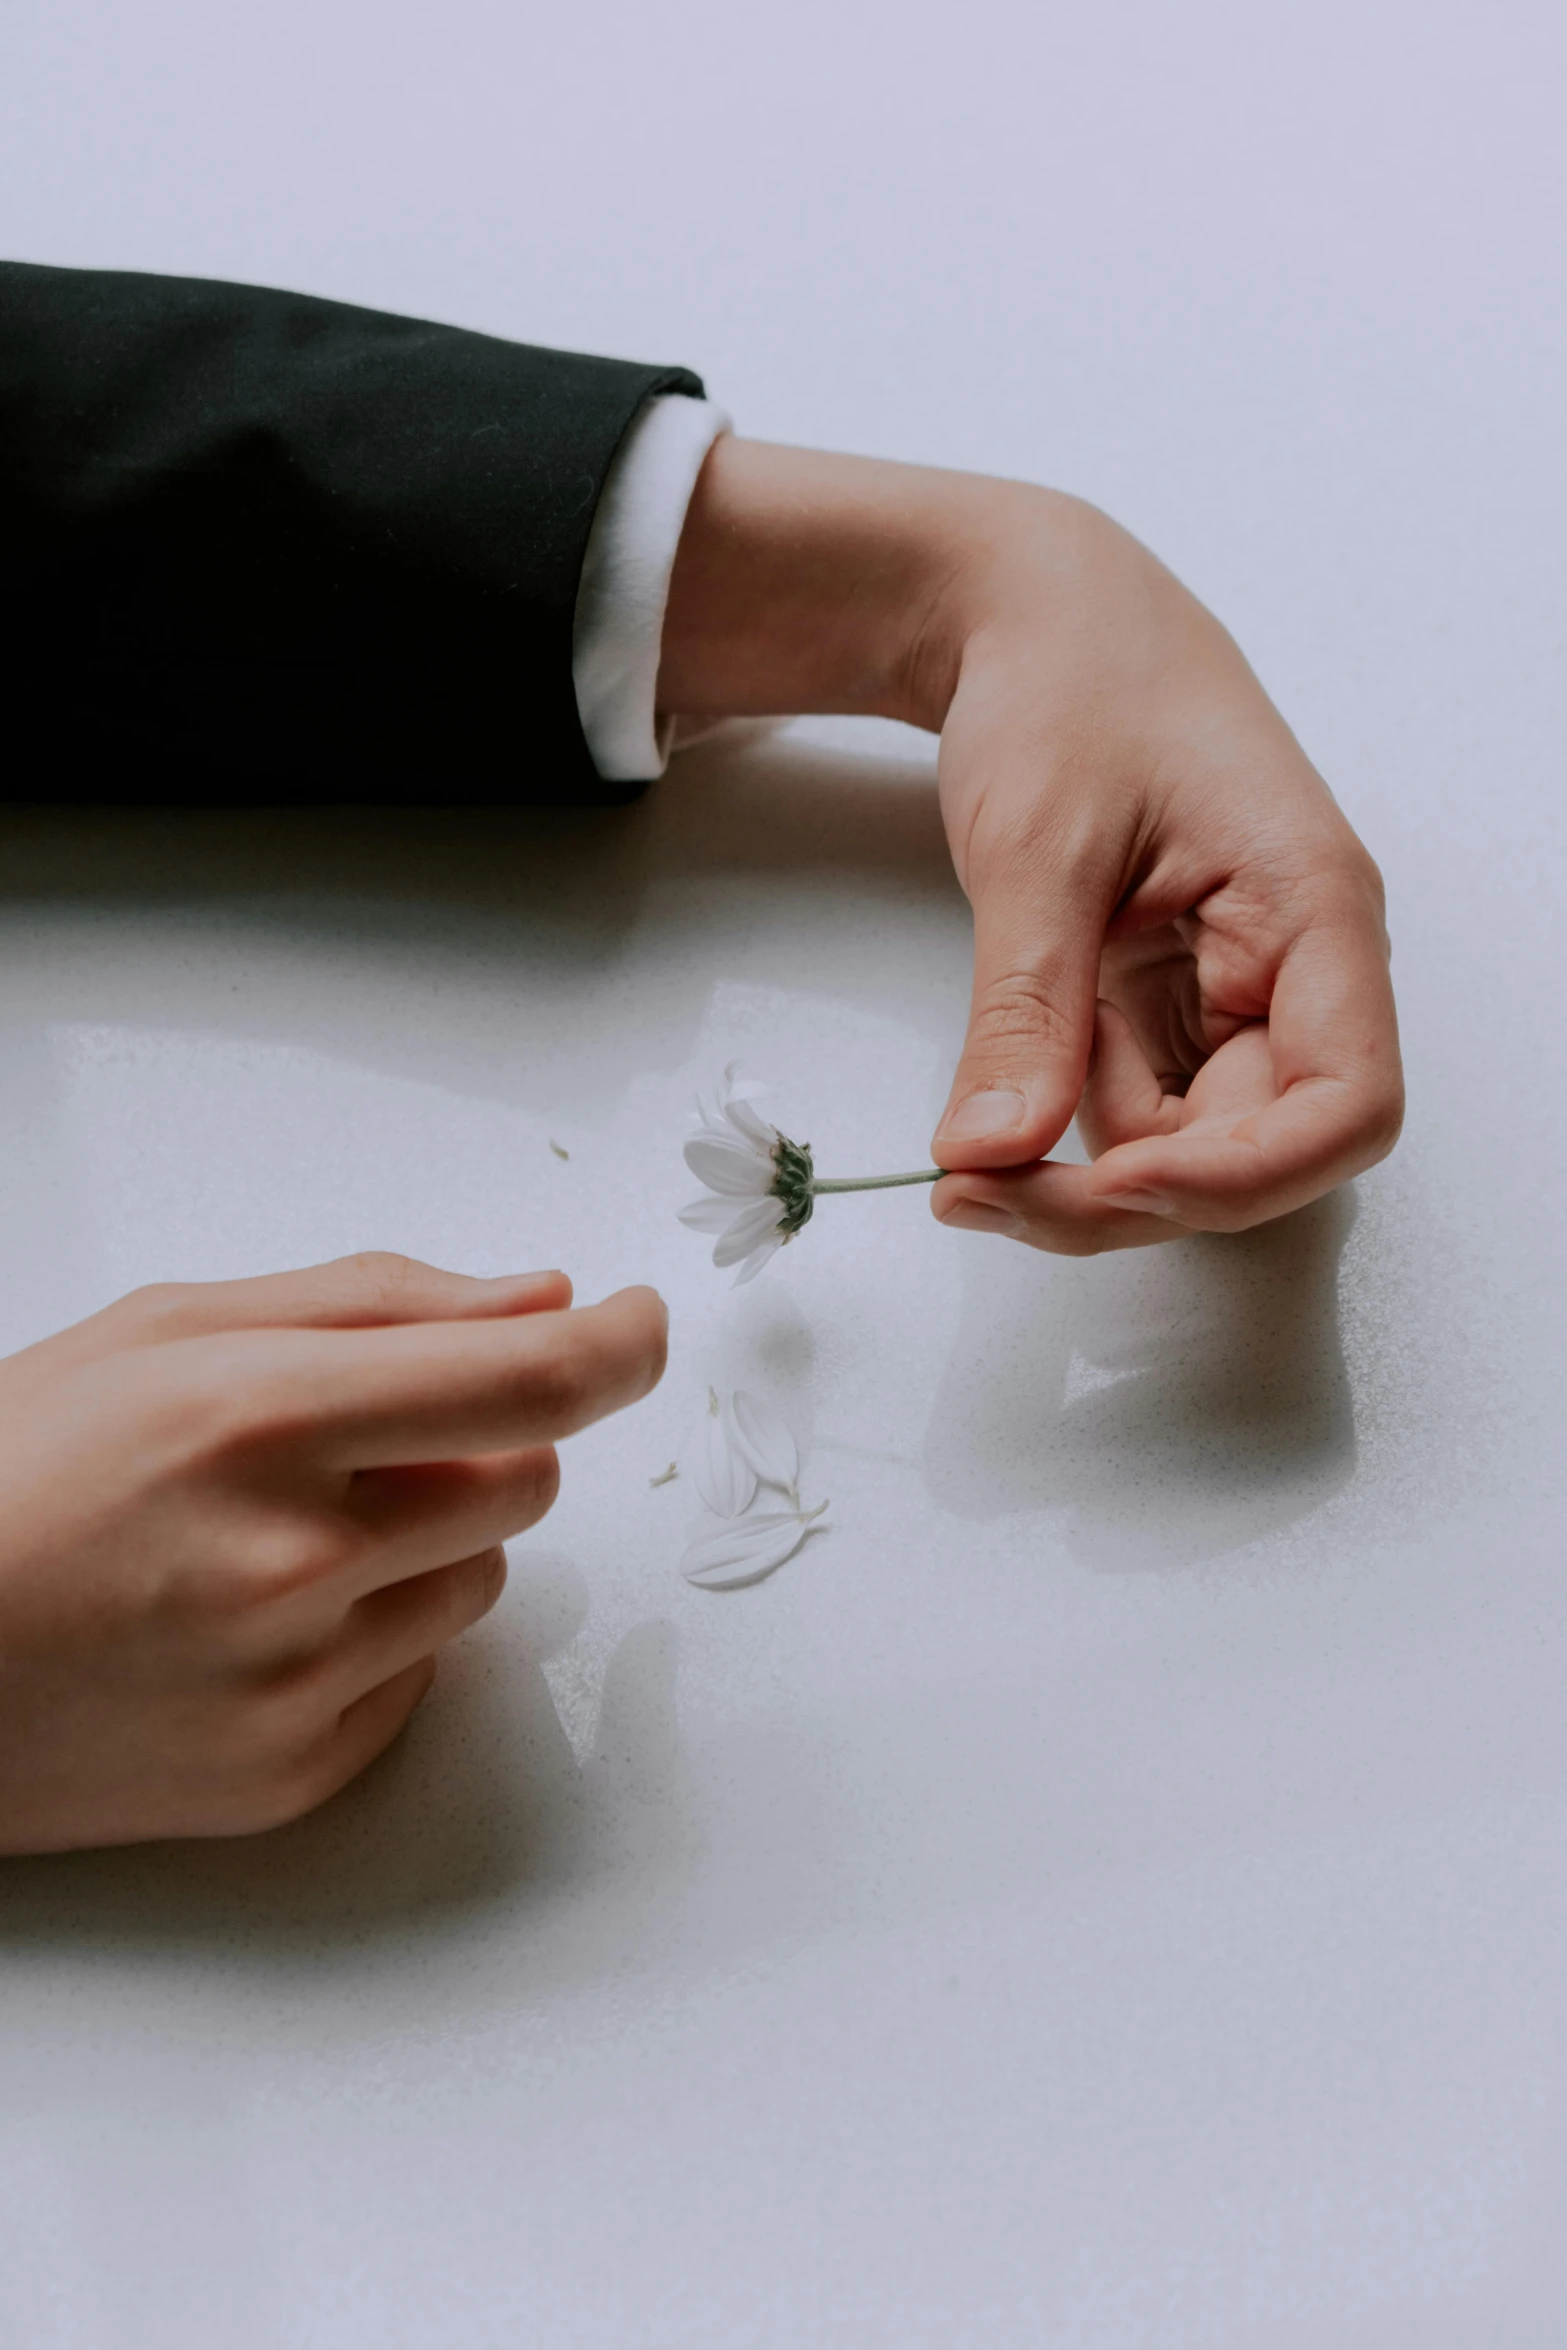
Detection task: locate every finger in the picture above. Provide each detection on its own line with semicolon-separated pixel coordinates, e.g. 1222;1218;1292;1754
933;1164;1187;1256
282;1658;438;1823
1086;909;1402;1230
272;1285;668;1468
103;1254;573;1347
343;1447;560;1590
1097;928;1235;1086
1077;1001;1185;1156
326;1548;507;1708
933;781;1125;1169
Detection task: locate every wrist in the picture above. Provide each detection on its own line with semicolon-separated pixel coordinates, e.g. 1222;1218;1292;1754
657;440;1125;742
657;437;985;732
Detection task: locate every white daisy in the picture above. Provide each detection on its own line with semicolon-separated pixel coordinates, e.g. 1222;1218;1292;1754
676;1067;813;1287
678;1065;945;1285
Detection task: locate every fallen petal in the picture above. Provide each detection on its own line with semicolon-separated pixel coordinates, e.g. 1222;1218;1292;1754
693;1396;758;1517
729;1390;801;1495
680;1509;826;1592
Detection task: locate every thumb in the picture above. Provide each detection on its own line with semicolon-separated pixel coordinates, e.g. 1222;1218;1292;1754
933;836;1111;1169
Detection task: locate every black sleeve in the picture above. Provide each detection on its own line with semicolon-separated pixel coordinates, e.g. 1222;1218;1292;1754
0;261;705;806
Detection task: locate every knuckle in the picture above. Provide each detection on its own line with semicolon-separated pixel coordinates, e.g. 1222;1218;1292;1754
1192;1200;1253;1235
1339;838;1389;912
643;1305;670;1394
260;1515;368;1601
447;1547;507;1629
186;1515;366;1624
216;1761;330;1838
524;1341;593;1432
1032;1217;1115;1258
970;970;1079;1057
239;1665;335;1768
1352;1076;1406;1166
105;1280;203;1339
519;1447;561;1517
330;1250;432;1321
125;1332;295;1459
183;1697;330;1837
475;1546;509;1612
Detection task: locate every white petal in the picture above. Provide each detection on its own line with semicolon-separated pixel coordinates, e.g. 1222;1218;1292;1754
677;1194;739;1233
691;1091;734;1138
680;1510;823;1591
715;1064;769;1110
693;1397;757;1517
684;1135;773;1197
724;1096;779;1151
731;1234;785;1286
729;1390;801;1494
712;1194;787;1268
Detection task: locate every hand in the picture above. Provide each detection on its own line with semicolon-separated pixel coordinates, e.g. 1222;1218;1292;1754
660;442;1402;1252
0;1254;666;1855
922;488;1402;1250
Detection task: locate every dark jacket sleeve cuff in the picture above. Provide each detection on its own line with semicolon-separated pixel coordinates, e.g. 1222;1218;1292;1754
0;260;704;805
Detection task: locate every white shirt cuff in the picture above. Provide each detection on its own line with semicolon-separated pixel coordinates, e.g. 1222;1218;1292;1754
571;392;730;783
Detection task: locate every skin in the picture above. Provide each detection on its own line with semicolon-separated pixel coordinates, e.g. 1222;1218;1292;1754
0;1256;665;1854
660;438;1403;1253
1;439;1400;1851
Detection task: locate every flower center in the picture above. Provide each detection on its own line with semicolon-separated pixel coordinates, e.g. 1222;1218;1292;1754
768;1134;816;1237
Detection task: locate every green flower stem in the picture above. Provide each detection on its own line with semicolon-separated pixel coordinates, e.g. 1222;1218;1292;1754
809;1169;943;1194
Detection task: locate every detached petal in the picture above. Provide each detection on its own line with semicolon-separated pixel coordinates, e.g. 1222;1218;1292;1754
680;1510;825;1592
684;1135;774;1197
712;1194;786;1268
730;1391;801;1494
693;1398;757;1517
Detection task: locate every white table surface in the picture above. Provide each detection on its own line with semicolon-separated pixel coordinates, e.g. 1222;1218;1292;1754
3;4;1566;2344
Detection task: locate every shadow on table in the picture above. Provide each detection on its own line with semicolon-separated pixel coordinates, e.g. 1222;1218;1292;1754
926;1188;1357;1570
0;728;1367;1951
0;726;960;1127
0;1552;689;1962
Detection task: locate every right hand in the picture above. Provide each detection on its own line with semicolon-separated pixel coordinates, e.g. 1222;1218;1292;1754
0;1253;667;1856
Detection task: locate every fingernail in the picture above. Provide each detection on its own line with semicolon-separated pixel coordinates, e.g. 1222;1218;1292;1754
936;1198;1022;1239
1102;1191;1174;1215
939;1088;1025;1145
